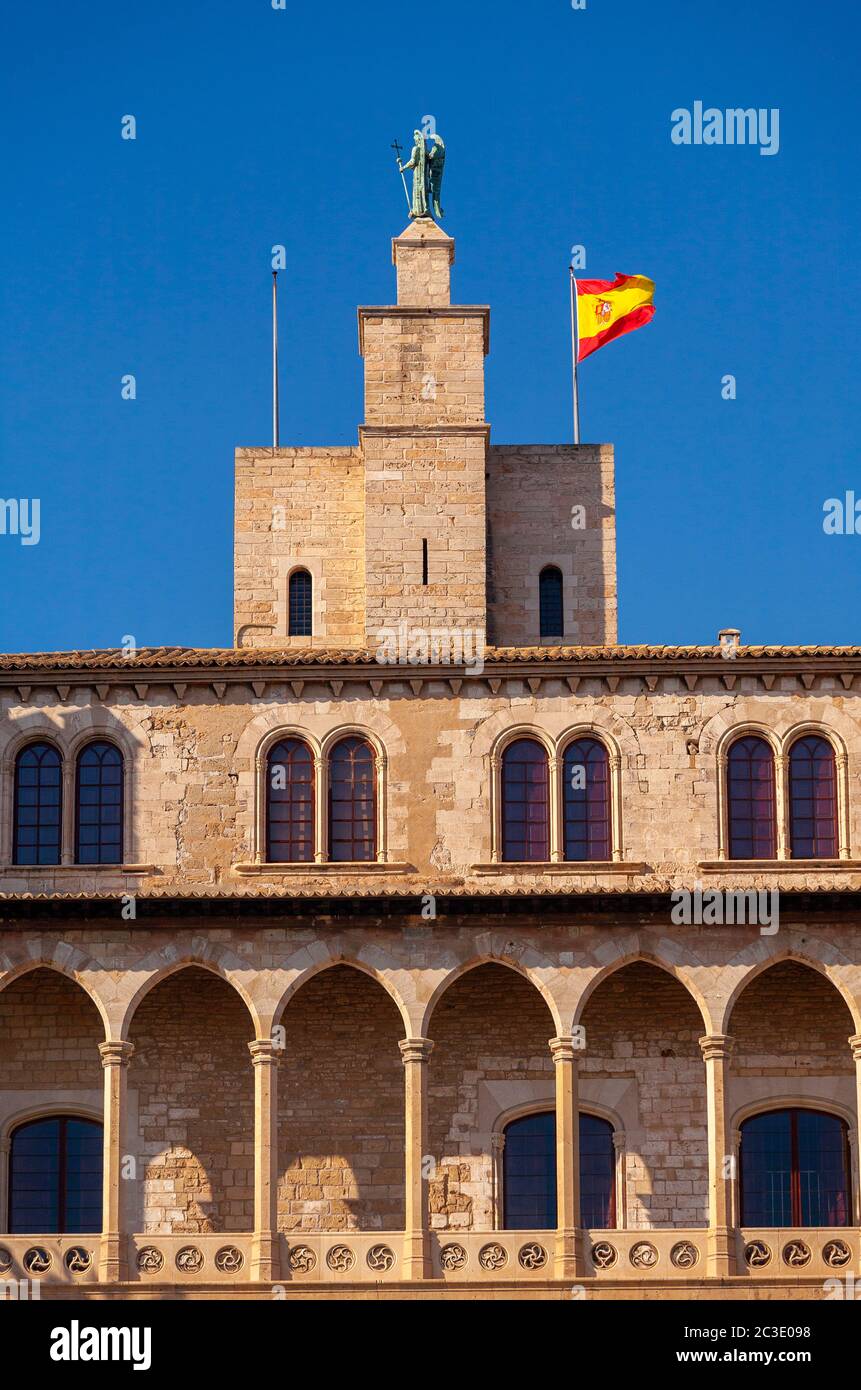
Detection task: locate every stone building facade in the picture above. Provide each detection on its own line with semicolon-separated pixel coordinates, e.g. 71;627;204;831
1;216;861;1299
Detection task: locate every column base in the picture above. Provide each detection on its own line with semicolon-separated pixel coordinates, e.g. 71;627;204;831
707;1226;737;1278
554;1227;586;1281
250;1231;280;1284
402;1229;432;1281
98;1233;127;1284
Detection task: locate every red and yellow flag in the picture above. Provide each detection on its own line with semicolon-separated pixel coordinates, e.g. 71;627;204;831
576;273;655;361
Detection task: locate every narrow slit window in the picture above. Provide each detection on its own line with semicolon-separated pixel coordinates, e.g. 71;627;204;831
422;538;428;585
288;569;313;637
539;566;564;639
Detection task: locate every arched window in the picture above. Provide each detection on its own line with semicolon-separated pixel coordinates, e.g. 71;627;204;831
789;736;838;860
563;737;612;861
288;569;313;637
727;736;776;860
9;1116;103;1234
75;741;123;865
328;737;376;862
501;739;550;862
502;1111;616;1229
739;1108;850;1227
539;566;564;640
266;738;315;863
13;742;62;866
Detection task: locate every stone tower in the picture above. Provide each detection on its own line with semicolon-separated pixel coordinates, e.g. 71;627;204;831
233;218;617;650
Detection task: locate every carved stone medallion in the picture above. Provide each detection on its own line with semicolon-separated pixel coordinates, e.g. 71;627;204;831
175;1245;204;1274
214;1245;244;1274
288;1245;317;1274
326;1244;356;1273
440;1243;467;1271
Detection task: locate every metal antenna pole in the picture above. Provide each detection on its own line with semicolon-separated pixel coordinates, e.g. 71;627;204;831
272;270;279;450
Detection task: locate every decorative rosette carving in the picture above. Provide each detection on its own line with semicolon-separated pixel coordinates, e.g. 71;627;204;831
591;1241;618;1270
744;1240;771;1268
0;1248;13;1275
782;1240;811;1268
23;1247;52;1275
64;1247;92;1275
670;1241;699;1270
518;1242;548;1270
366;1244;395;1272
137;1246;165;1273
629;1241;659;1269
214;1245;244;1274
823;1239;852;1269
175;1245;204;1274
478;1242;508;1271
440;1243;467;1271
326;1244;356;1273
288;1245;317;1274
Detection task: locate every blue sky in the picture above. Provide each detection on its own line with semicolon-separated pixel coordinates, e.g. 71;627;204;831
1;0;858;653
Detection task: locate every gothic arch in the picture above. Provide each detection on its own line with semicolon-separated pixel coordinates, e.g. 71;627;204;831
118;952;263;1040
421;953;563;1037
0;950;111;1038
718;939;861;1035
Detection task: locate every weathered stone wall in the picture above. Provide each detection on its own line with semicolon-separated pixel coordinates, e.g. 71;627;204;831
581;963;708;1229
729;962;855;1078
278;966;405;1232
486;445;617;647
127;968;255;1234
428;964;555;1230
4;680;860;895
0;968;103;1092
233;447;365;648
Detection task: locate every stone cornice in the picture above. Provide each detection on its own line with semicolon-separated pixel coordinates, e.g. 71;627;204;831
2;645;861;700
357;304;491;355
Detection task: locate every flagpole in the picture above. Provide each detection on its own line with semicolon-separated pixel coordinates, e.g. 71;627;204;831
272;270;280;450
569;267;581;446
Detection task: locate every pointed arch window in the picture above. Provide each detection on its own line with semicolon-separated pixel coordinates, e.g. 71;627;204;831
539;566;564;640
13;742;62;866
328;737;376;862
501;739;549;862
563;737;612;861
288;569;313;637
789;736;838;860
266;738;315;863
75;741;123;865
9;1116;103;1234
739;1108;850;1227
502;1111;616;1229
727;736;777;860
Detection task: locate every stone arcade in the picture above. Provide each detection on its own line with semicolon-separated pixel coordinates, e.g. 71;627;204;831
2;216;861;1299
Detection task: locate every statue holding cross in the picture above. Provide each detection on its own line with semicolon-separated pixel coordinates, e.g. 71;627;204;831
392;129;446;221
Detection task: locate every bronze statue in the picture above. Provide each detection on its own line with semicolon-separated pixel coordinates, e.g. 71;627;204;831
400;130;429;219
395;128;446;221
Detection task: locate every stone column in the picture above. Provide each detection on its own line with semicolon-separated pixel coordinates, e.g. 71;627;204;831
400;1037;433;1280
699;1033;736;1277
249;1039;281;1283
848;1035;861;1218
99;1040;134;1284
550;1035;584;1279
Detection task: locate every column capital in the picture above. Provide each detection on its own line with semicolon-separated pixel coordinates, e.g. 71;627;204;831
849;1033;861;1061
99;1040;134;1068
549;1035;580;1065
491;1132;506;1153
248;1039;283;1066
699;1033;734;1062
399;1036;434;1065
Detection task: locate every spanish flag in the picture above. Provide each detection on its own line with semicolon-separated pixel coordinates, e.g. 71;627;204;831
576;273;656;361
